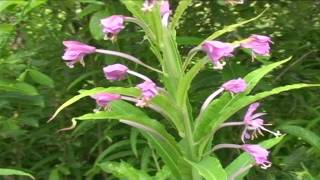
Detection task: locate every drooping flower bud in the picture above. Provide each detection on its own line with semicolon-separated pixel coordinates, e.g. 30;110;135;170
100;15;125;42
136;80;158;107
103;64;128;81
241;34;273;56
62;41;96;68
91;93;121;109
242;144;271;169
202;41;235;69
222;78;247;93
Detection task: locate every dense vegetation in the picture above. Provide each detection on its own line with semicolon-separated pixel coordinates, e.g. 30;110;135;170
0;0;319;179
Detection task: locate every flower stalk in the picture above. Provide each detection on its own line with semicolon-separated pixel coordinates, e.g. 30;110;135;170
95;49;163;74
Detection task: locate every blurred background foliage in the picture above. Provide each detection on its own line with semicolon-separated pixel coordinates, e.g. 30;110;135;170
0;0;319;179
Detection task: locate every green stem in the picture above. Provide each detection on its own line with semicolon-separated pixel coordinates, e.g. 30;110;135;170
124;17;156;42
182;47;202;71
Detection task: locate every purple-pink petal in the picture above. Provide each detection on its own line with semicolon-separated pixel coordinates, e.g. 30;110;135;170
222;78;247;93
202;41;234;69
136;80;158;107
242;144;271;168
101;15;125;39
103;64;128;81
91;93;121;108
241;34;273;56
62;41;96;68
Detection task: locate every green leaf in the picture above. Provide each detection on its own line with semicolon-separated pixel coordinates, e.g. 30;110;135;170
27;69;54;88
89;10;110;40
93;140;132;165
121;0;144;21
202;7;268;43
75;101;178;152
279;125;320;153
0;168;35;179
170;0;192;30
194;57;291;140
130;128;140;158
185;156;227;180
151;94;185;136
49;169;60;180
24;0;47;14
243;57;291;94
195;83;320;141
67;71;100;91
50;86;183;136
76;4;103;19
49;87;139;121
0;79;38;96
0;24;14;34
225;136;284;180
0;1;25;13
177;58;208;106
154;166;171;180
176;36;203;45
99;161;151;180
76;100;184;179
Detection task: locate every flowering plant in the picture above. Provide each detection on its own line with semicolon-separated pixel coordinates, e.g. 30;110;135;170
50;1;319;179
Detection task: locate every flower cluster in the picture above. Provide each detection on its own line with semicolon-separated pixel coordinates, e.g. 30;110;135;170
202;34;273;69
213;102;281;169
60;0;279;176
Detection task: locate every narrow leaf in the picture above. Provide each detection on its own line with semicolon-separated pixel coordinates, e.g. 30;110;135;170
48;87;139;121
185;156;227;180
279;125;320;153
170;0;192;30
201;7;268;44
28;69;55;88
0;168;35;180
99;161;152;180
195;84;320;141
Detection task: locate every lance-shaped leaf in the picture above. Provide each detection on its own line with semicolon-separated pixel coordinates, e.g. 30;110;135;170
201;7;268;43
74;100;184;179
48;87;139;122
225;136;284;180
185;156;227;180
99;161;152;180
0;168;35;180
194;57;291;140
279;125;320;153
177;58;208;106
195;83;320;141
170;0;192;30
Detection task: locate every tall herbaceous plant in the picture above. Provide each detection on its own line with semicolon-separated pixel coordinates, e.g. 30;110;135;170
49;1;319;180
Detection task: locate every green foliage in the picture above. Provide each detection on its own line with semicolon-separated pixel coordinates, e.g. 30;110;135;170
1;0;320;179
186;156;227;180
0;168;35;179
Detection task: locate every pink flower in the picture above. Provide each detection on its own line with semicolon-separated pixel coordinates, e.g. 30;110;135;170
242;144;271;169
222;78;247;93
62;41;96;68
136;80;158;107
91;93;121;109
141;0;156;11
202;41;235;69
103;64;128;81
160;1;171;26
241;34;273;56
101;15;125;41
241;103;281;142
